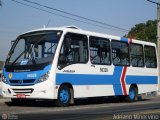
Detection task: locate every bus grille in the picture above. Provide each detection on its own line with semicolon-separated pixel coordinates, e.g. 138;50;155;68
12;88;34;94
9;79;35;86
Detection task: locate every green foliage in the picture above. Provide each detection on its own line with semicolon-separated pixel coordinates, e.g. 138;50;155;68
125;20;157;44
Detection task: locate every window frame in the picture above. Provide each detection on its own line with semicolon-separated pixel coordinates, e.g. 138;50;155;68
130;43;145;68
58;32;89;69
111;40;130;66
144;45;157;68
89;36;111;65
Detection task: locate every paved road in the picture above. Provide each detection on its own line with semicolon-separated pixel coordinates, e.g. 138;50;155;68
0;96;160;120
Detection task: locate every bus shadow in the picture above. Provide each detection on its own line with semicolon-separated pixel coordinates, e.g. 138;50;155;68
5;96;151;108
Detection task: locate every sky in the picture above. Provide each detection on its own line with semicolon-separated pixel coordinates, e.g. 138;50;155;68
0;0;157;61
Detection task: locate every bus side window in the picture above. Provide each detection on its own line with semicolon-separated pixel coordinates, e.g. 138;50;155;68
111;40;130;66
130;43;144;67
144;46;157;68
90;36;111;65
58;33;88;69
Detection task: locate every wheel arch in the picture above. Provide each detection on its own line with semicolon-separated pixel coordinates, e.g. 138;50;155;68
130;83;138;93
60;82;73;90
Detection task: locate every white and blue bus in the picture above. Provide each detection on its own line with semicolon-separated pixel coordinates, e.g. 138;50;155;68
1;26;158;106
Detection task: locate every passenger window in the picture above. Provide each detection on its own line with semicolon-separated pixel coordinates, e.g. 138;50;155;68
144;46;157;68
130;44;144;67
58;33;88;68
90;36;111;65
111;40;130;66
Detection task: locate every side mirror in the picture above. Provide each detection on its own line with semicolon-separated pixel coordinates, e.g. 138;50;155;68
11;40;15;46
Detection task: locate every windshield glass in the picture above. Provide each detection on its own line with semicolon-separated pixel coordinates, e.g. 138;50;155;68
6;30;62;66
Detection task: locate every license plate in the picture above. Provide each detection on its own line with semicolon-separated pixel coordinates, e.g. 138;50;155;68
16;94;26;98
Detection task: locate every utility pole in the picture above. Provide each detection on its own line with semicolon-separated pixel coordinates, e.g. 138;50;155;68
157;0;160;95
147;0;160;95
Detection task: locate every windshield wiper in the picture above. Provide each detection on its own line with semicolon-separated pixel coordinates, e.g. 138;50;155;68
25;36;47;65
12;35;46;66
30;34;48;53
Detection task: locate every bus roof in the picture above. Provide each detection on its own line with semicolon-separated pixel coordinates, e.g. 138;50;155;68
20;26;156;47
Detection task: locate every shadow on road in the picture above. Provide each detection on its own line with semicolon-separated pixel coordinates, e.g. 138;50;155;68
4;96;151;108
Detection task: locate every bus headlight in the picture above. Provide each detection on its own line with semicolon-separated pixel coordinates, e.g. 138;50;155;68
37;72;50;83
2;75;7;84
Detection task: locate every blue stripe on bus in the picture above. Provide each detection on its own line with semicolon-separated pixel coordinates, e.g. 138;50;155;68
126;76;158;84
3;65;52;85
120;37;128;42
56;67;122;85
4;65;52;80
112;67;123;95
56;74;158;85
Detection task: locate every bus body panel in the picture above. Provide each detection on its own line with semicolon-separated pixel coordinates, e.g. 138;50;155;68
56;64;158;98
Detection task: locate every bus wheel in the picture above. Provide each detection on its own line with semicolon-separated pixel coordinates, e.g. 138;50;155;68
126;86;138;102
57;85;72;107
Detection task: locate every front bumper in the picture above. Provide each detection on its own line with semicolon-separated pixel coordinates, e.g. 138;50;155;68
1;80;55;99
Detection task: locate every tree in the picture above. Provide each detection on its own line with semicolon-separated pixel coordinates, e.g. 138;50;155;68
125;20;157;44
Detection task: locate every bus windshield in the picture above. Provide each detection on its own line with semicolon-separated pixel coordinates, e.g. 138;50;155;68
6;30;62;66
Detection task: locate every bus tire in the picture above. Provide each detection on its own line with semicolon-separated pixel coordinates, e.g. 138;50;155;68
56;85;72;107
126;86;138;102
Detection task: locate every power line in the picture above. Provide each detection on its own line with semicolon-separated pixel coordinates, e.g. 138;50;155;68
147;0;160;5
11;0;128;33
21;0;129;32
11;0;127;33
